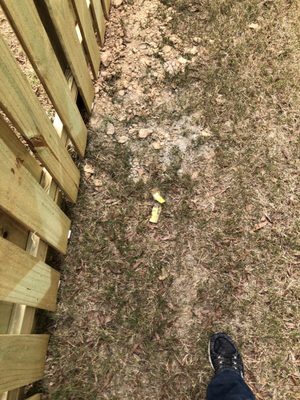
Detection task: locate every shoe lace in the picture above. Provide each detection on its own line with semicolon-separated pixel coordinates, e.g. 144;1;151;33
217;354;239;371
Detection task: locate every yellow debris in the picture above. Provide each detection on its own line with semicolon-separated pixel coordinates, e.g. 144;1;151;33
149;205;162;224
151;188;165;204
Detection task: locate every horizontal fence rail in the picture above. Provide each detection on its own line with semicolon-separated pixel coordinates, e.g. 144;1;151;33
0;0;111;398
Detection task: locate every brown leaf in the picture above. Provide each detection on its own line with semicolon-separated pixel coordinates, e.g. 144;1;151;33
253;220;268;232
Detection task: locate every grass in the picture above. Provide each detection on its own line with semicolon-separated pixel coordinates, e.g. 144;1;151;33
44;0;300;399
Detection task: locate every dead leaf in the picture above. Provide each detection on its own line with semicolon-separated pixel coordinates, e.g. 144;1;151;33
253;219;268;232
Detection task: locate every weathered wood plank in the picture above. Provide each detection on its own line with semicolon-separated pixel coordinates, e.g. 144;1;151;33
0;138;71;253
0;335;49;392
0;237;60;311
0;303;13;334
72;0;100;78
0;212;30;250
0;115;42;183
91;0;106;45
101;0;111;19
44;0;94;112
0;0;88;157
26;395;41;400
0;35;80;203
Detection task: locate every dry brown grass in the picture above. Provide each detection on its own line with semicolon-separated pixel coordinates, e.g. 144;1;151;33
44;0;300;399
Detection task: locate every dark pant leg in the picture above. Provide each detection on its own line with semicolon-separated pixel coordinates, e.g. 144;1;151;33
206;369;255;400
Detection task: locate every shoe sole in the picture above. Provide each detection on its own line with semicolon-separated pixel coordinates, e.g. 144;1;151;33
208;340;214;371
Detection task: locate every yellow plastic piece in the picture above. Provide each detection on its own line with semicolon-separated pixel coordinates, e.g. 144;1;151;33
149;205;162;224
151;189;166;204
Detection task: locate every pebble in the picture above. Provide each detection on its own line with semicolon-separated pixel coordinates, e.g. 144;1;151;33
114;0;123;7
193;37;201;44
178;56;189;65
187;46;198;55
152;141;162;150
117;135;129;144
101;51;112;67
106;122;115;135
138;128;153;139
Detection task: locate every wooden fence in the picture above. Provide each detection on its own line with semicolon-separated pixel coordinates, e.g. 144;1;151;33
0;0;110;398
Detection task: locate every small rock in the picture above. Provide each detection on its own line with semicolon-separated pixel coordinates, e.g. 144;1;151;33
101;51;112;67
178;56;189;65
106;122;115;136
193;37;201;44
201;128;212;137
117;135;129;144
84;164;94;176
118;90;125;96
248;23;260;30
152;141;162;150
187;46;198;55
93;178;102;187
138;128;153;139
191;171;199;180
114;0;123;7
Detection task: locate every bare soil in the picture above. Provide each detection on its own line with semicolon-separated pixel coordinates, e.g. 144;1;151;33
45;1;300;399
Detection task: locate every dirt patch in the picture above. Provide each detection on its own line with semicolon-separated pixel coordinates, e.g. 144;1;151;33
45;1;300;399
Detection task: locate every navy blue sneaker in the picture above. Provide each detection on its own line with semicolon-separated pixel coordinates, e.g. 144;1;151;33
209;333;244;378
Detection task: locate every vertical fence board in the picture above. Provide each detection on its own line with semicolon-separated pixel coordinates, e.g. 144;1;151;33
0;139;71;253
101;0;111;19
44;0;94;112
72;0;100;78
0;0;88;157
0;335;49;392
0;35;80;203
0;303;13;334
91;0;106;45
0;237;60;311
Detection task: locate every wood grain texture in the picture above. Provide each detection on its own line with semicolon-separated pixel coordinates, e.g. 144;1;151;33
0;137;71;253
0;335;49;392
0;237;60;311
91;0;106;45
0;303;13;334
72;0;100;78
0;211;31;250
101;0;111;19
0;35;80;202
0;0;88;157
1;74;79;400
0;115;42;183
44;0;94;112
